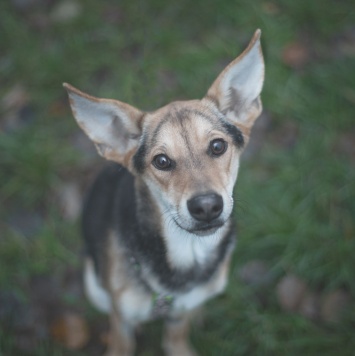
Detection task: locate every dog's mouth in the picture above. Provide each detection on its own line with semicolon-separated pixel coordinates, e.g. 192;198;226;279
174;218;224;236
191;222;224;236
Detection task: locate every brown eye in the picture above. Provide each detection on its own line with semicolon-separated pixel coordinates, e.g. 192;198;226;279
210;139;227;156
153;154;173;170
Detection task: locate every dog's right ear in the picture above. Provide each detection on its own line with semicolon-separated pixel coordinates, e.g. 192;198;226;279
63;83;144;166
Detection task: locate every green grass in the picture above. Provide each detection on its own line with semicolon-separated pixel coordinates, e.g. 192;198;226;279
1;0;354;355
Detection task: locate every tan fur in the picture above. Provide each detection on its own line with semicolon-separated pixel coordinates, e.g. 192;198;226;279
105;232;129;296
104;233;153;355
207;252;232;295
163;316;196;356
106;312;134;356
105;233;135;355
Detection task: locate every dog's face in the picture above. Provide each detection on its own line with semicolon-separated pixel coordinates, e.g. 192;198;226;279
64;30;264;236
133;99;243;235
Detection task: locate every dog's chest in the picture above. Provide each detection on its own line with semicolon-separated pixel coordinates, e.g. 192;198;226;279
118;223;235;321
85;230;233;323
118;260;229;322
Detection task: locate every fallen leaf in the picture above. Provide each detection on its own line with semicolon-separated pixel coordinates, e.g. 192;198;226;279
276;274;307;312
2;84;29;111
282;41;309;69
262;2;280;15
238;260;271;286
50;312;89;349
48;98;68;116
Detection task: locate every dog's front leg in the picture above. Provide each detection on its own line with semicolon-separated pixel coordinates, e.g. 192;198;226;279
162;315;197;356
106;308;135;356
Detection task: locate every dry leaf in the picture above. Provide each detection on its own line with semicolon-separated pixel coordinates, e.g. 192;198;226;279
238;260;271;286
282;41;309;69
50;312;89;349
2;84;29;111
262;2;280;15
276;274;307;312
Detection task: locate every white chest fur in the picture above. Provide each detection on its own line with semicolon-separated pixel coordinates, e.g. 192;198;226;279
119;258;229;321
171;264;228;314
162;221;230;270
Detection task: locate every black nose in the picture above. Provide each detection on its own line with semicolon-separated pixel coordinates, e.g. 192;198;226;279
187;193;223;222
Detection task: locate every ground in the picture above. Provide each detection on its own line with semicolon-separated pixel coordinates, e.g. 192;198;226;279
0;0;355;355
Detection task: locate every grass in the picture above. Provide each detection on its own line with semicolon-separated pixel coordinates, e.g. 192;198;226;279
1;0;354;355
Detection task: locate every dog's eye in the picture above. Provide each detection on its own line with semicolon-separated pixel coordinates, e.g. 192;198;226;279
152;154;173;171
209;139;227;156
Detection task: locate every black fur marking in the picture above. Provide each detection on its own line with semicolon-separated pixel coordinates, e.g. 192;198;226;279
133;136;148;173
82;163;126;272
221;122;244;148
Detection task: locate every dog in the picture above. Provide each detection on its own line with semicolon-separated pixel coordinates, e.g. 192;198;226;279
64;29;264;356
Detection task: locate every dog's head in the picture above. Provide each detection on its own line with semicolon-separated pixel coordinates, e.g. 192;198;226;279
64;30;264;236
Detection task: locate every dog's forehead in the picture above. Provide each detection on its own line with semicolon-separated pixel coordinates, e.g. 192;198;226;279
144;99;221;143
133;99;245;173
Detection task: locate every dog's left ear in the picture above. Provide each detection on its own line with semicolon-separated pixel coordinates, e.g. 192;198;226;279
206;29;265;135
63;83;144;167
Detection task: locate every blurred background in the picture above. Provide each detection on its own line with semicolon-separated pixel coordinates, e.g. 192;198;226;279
1;0;354;355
